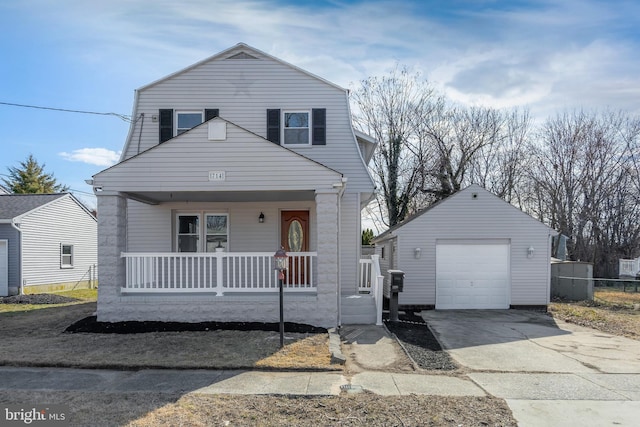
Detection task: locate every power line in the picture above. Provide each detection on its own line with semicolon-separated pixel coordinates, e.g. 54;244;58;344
0;101;132;123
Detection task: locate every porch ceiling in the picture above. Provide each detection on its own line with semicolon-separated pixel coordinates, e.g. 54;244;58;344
123;189;316;204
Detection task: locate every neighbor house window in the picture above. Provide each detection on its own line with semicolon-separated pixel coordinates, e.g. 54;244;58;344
176;111;203;135
176;213;228;252
283;111;310;145
61;244;73;268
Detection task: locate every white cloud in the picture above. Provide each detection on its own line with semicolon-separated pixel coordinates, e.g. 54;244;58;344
59;148;121;167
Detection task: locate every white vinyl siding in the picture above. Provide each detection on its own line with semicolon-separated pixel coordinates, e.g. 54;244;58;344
19;196;97;287
119;46;374;195
339;193;360;295
126;200;317;254
95;121;343;194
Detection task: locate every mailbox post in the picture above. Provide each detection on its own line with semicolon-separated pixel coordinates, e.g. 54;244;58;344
387;270;404;321
274;247;288;348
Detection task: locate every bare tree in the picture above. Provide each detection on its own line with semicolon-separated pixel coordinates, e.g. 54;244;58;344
351;66;442;226
416;104;531;203
526;110;640;276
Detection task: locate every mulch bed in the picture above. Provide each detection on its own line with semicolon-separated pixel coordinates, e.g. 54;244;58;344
66;316;327;334
384;311;458;371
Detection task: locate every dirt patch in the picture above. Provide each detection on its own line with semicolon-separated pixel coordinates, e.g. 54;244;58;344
0;303;336;371
0;294;79;304
548;302;640;340
549;290;640;340
0;390;517;427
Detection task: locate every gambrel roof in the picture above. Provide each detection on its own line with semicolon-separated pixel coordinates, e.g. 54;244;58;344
138;43;347;93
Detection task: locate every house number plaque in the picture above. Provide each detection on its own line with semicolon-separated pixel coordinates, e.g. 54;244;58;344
208;171;226;181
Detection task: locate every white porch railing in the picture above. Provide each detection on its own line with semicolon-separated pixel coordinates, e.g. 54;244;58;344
359;255;384;325
619;258;640;277
121;252;317;295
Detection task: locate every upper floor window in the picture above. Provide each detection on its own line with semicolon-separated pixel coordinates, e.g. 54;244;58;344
266;108;325;146
176;111;203;136
283;111;310;145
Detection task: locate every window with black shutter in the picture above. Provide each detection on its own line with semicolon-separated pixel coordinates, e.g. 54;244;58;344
267;109;280;144
159;109;173;143
312;108;326;145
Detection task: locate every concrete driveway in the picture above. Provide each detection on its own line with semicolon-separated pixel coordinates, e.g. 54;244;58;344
421;309;640;373
421;310;640;426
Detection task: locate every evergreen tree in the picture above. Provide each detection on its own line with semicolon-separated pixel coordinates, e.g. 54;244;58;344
2;155;69;194
362;228;375;245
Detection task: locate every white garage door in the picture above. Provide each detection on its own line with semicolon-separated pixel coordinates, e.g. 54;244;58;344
436;242;510;309
0;240;8;297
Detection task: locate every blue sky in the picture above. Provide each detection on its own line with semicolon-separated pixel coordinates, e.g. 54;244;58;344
1;0;639;208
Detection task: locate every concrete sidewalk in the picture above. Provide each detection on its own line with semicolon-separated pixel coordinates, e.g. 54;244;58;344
0;366;486;397
2;368;640;425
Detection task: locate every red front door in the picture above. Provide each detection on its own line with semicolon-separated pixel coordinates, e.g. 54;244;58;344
280;211;310;285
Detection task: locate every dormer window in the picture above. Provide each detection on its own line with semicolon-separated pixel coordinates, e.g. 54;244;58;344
283;111;310;145
176;111;203;136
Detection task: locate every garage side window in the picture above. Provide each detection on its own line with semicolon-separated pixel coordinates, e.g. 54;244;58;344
61;244;74;268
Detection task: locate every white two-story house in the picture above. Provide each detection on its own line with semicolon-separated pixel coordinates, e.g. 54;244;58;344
92;43;381;328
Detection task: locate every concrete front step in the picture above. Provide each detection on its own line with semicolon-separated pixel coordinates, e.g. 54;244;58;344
341;295;376;325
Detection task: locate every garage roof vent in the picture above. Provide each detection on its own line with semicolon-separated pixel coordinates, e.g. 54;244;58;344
472;192;478;199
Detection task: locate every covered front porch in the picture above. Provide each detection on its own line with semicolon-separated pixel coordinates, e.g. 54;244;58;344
92;119;379;327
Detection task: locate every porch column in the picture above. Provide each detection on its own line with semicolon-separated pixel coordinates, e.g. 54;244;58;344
96;193;127;321
314;189;340;327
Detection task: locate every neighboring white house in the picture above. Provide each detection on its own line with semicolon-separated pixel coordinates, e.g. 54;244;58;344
91;43;380;328
373;185;558;310
0;193;97;296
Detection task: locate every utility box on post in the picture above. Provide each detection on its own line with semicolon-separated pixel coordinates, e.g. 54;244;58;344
387;270;405;322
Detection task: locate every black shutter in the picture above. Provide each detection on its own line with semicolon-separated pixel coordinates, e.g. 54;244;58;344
266;109;281;144
159;109;173;143
312;108;326;145
205;109;219;121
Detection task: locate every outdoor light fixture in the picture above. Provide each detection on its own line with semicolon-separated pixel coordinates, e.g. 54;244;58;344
274;246;289;348
259;212;265;223
527;246;535;258
414;247;422;259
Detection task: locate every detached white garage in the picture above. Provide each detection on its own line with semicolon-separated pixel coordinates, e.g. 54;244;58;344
373;185;557;310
